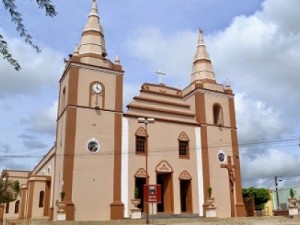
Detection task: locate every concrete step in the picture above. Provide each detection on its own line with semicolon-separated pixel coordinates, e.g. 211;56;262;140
145;213;199;219
11;216;300;225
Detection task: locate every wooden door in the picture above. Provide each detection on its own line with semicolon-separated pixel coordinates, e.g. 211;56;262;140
157;173;173;213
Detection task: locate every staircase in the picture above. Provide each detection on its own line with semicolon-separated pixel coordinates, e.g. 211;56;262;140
10;216;300;225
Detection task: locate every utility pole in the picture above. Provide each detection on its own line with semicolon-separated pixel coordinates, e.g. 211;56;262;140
275;176;281;210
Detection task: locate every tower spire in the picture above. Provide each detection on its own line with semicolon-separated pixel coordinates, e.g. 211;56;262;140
75;0;107;58
191;30;215;83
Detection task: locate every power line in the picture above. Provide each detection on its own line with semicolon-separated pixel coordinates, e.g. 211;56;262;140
0;135;299;159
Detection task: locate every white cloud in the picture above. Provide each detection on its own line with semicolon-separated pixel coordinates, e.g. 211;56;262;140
0;28;61;167
123;82;141;108
258;0;300;33
206;0;300;187
126;27;196;86
18;133;48;150
0;28;63;99
0;157;32;171
235;93;286;141
0;142;11;154
241;148;300;181
0;141;44;171
206;1;300;125
21;100;58;136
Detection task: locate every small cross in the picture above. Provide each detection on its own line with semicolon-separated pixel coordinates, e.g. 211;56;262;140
155;68;166;84
226;78;230;86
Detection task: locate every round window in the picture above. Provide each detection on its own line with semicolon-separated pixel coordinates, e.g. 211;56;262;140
217;151;226;163
87;139;100;153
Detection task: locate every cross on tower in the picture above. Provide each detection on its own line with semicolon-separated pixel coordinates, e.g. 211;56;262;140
155;68;166;84
221;156;236;217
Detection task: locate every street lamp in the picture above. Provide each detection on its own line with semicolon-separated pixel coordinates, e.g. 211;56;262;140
275;176;282;210
138;117;154;224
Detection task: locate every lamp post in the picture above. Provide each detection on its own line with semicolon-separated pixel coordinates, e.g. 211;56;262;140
275;176;282;210
138;117;154;224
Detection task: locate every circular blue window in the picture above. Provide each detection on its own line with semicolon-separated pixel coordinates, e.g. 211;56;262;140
217;152;226;163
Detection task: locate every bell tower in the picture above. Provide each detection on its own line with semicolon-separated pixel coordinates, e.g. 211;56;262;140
54;0;124;220
184;30;245;217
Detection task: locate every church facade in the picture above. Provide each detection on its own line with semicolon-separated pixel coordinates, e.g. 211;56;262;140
1;0;246;222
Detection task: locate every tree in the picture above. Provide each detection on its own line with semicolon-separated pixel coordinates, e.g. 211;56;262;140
242;187;270;210
1;0;57;70
0;179;20;204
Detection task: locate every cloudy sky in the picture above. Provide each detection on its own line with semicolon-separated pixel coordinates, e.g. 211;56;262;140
0;0;299;189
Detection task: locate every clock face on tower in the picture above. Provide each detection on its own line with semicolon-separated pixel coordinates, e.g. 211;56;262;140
92;83;102;94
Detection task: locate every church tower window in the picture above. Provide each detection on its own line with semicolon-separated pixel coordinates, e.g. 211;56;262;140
135;127;147;155
213;104;223;126
178;132;190;159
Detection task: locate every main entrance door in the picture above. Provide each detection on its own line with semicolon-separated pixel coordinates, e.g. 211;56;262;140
157;173;173;213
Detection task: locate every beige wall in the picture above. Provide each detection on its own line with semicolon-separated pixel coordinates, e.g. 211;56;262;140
71;109;115;221
31;148;55;211
77;67;120;110
52;61;123;220
207;126;232;217
27;176;50;218
204;94;231;126
125;117;200;215
184;82;240;217
204;92;235;217
53;70;69;220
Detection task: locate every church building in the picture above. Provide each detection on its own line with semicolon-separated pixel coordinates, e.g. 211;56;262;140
1;0;246;222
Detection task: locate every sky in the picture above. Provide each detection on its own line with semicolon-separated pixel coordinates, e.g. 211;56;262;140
0;0;300;190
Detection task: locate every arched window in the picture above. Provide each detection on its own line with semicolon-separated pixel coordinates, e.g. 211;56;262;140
178;132;190;159
213;104;223;126
15;200;20;214
39;191;44;208
135;127;147;155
